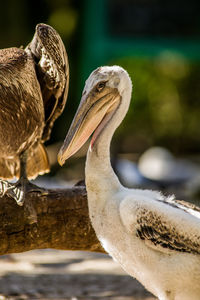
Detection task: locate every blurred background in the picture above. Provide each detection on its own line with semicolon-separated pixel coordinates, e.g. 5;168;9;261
0;1;200;299
1;0;200;194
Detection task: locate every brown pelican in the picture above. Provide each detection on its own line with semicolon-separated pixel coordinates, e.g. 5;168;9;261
0;23;69;205
58;66;200;300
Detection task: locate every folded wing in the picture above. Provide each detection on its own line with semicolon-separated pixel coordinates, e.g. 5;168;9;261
120;192;200;255
26;23;69;142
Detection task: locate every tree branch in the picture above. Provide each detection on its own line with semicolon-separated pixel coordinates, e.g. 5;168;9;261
0;186;105;255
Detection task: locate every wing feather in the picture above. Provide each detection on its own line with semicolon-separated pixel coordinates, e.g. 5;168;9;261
119;192;200;255
25;23;69;142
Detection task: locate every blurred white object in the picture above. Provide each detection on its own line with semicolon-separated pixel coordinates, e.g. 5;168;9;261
138;147;199;184
32;176;74;189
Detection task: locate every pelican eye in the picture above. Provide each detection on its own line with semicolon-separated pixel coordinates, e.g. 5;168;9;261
96;81;106;92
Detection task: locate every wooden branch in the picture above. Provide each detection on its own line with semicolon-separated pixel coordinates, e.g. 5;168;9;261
0;186;105;255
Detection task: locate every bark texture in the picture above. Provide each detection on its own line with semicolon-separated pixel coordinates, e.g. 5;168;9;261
0;186;105;255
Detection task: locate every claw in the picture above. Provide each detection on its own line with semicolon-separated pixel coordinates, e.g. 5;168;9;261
0;179;11;197
0;179;38;224
9;187;24;206
0;179;25;206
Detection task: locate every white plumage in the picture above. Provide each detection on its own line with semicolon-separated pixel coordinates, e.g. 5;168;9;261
58;66;200;300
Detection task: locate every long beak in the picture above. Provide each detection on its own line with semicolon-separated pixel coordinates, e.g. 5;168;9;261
58;89;119;166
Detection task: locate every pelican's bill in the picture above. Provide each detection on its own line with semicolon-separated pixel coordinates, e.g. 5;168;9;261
58;87;120;165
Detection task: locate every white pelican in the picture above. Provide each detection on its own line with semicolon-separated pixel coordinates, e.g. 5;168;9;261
58;66;200;300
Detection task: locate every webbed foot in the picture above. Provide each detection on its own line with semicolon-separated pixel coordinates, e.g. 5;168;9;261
0;178;48;224
14;177;48;202
0;179;24;205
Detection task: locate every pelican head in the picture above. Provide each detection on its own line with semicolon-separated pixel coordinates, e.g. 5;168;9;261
58;66;132;166
27;24;52;59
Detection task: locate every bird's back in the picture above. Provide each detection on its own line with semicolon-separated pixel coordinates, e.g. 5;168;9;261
0;47;48;179
0;47;44;157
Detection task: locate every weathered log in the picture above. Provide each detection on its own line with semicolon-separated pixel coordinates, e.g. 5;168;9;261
0;186;105;255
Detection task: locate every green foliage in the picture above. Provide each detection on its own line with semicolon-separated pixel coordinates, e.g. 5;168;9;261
110;52;200;153
48;7;78;40
0;1;199;154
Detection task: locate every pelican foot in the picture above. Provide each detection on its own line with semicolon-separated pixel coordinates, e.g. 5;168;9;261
0;178;48;207
0;179;46;224
0;179;24;206
13;178;48;202
13;179;48;224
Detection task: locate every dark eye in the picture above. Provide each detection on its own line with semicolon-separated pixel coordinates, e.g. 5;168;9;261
96;81;106;92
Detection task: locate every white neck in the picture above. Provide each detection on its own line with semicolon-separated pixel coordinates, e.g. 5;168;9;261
85;75;132;197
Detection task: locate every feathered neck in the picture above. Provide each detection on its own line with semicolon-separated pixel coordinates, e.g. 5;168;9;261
85;73;132;192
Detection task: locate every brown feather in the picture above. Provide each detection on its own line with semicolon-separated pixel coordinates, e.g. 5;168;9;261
26;143;50;179
136;208;200;255
0;24;69;181
26;23;69;142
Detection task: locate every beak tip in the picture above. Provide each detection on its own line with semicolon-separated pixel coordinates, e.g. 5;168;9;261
57;152;65;166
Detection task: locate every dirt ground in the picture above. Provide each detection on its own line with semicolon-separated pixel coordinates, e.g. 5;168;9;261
0;249;156;300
